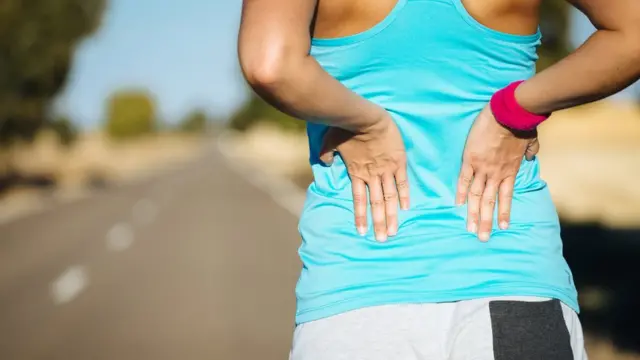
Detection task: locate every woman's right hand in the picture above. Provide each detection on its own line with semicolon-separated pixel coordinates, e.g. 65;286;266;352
319;112;409;242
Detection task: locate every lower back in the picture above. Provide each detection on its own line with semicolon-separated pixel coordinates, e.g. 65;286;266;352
295;0;577;324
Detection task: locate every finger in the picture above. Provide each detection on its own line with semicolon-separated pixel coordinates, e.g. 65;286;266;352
456;162;474;206
498;176;515;230
467;172;486;235
367;176;387;242
394;160;410;210
319;142;335;166
352;177;368;236
319;129;337;165
479;180;499;242
319;149;335;166
525;138;539;161
382;172;398;236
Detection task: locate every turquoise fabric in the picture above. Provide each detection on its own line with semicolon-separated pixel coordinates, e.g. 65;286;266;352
295;0;578;324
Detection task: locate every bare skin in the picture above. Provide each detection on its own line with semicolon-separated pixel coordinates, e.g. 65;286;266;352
312;0;540;39
239;0;640;242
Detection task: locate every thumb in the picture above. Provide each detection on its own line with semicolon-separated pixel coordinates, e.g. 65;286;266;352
525;138;539;161
319;129;337;166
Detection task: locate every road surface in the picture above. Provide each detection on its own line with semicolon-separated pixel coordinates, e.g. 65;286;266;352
0;141;302;360
4;139;640;360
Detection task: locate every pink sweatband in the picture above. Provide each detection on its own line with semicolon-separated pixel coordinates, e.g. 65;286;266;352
490;81;549;131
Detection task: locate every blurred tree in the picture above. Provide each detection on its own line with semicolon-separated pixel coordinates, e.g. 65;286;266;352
178;109;208;134
538;0;570;70
228;92;305;132
0;0;106;145
105;90;157;139
46;115;78;146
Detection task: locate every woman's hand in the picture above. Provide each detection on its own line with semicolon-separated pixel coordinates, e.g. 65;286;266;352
456;104;539;242
320;113;409;242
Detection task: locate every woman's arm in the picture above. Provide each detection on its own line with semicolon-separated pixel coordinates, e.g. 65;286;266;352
517;0;640;113
238;0;410;242
458;0;640;242
238;0;384;132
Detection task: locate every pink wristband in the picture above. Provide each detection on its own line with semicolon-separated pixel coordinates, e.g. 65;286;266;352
490;81;549;131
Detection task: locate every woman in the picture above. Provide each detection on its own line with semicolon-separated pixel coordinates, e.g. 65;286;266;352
238;0;640;358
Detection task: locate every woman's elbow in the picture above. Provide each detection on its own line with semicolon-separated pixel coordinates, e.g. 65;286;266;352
239;41;294;91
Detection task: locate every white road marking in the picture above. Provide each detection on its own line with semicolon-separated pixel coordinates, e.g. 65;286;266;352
106;222;135;252
132;198;157;225
51;265;89;305
217;131;306;218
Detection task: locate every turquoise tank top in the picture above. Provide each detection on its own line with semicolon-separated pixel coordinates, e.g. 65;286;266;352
296;0;578;324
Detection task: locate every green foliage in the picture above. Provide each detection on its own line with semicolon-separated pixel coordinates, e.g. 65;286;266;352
228;92;305;132
537;0;570;71
105;90;157;139
0;0;106;145
177;109;208;133
47;116;78;146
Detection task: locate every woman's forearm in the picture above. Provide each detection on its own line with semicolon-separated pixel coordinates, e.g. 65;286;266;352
516;0;640;115
241;53;384;132
238;0;384;133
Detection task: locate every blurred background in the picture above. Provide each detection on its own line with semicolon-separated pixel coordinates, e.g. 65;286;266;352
0;0;638;359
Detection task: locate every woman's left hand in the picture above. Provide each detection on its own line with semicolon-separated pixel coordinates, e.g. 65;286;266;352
456;104;539;242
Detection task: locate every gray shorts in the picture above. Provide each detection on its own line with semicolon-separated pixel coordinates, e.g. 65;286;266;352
290;296;587;360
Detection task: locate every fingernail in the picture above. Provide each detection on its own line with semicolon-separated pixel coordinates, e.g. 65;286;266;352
388;228;397;237
376;234;387;242
499;221;509;230
479;232;490;242
358;227;366;236
468;223;477;234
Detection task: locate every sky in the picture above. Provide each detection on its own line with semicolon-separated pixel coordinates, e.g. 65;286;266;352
55;0;246;128
55;1;636;129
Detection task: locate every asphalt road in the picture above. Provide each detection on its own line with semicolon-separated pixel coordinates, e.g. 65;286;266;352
0;143;302;360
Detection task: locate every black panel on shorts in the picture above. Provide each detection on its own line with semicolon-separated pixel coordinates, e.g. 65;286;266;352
489;299;573;360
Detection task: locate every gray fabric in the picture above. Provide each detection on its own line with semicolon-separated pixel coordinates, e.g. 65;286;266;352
490;299;574;360
290;297;587;360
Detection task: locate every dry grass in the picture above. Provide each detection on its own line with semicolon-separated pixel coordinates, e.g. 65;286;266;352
0;131;208;223
538;101;640;228
586;336;640;360
223;123;311;181
0;131;206;190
